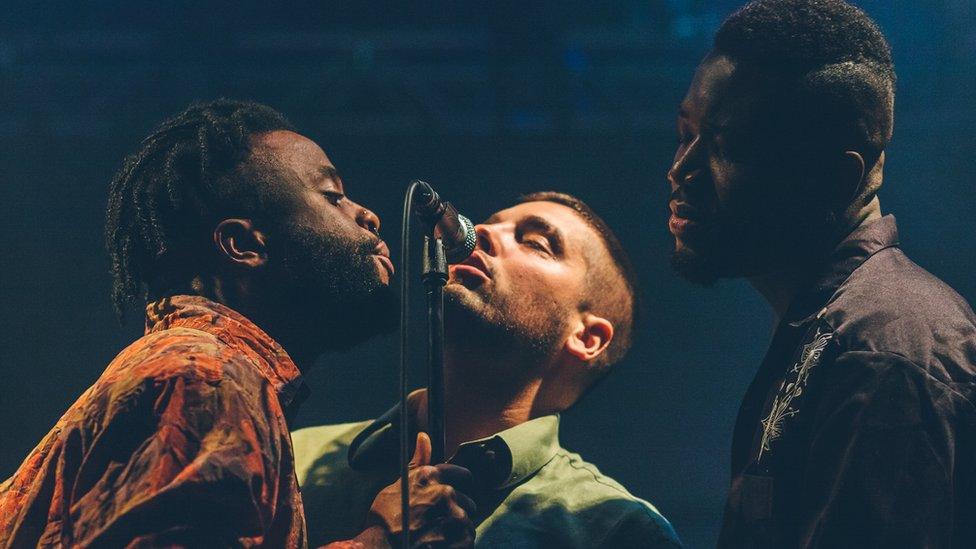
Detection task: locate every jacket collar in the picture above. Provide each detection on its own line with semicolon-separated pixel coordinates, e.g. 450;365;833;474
145;295;307;408
784;215;900;327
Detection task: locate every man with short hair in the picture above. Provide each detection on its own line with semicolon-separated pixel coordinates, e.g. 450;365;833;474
0;100;473;548
293;193;682;548
667;1;976;546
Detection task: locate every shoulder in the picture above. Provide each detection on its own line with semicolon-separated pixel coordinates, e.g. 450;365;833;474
84;327;273;431
290;421;391;547
106;327;253;386
816;350;976;420
823;247;976;384
493;448;680;547
291;421;371;484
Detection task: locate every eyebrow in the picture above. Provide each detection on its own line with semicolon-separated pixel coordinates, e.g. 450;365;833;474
314;166;343;190
518;215;565;256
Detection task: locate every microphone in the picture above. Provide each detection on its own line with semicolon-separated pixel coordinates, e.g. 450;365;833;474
411;181;477;263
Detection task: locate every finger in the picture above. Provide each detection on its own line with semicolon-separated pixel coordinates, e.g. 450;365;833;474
414;530;447;547
413;464;439;487
453;490;477;518
410;431;432;468
441;505;474;547
433;464;473;492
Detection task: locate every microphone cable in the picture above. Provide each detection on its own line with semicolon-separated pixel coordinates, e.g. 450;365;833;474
397;180;423;549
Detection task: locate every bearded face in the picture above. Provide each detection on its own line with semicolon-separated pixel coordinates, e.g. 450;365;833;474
668;55;844;285
270;220;398;350
250;130;397;352
445;269;567;362
443;202;598;371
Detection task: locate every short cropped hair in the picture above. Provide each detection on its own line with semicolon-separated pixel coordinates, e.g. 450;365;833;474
714;0;895;160
105;99;296;317
518;192;640;370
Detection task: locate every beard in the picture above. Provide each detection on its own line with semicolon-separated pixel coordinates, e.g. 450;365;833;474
268;221;398;351
443;281;566;367
670;191;839;286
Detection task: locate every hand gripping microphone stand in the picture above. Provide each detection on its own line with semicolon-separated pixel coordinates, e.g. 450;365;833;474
398;180;476;548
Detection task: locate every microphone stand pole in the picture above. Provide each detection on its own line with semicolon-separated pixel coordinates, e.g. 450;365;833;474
421;235;448;463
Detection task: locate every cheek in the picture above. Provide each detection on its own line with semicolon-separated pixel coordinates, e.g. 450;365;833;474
502;262;576;306
712;161;763;215
709;160;739;209
314;206;364;239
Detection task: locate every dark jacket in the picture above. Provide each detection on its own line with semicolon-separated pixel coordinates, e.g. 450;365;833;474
719;215;976;548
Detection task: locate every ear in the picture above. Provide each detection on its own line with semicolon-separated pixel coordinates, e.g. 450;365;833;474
564;313;614;363
213;218;269;268
837;151;867;205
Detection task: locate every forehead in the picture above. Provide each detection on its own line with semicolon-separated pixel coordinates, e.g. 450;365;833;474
681;54;751;125
251;130;338;189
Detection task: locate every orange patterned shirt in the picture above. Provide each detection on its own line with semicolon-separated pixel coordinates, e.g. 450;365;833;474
0;296;310;548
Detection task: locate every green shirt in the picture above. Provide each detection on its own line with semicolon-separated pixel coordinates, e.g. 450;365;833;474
293;414;681;548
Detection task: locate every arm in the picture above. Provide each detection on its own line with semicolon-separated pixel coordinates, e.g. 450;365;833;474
796;351;959;548
68;364;297;547
602;504;683;549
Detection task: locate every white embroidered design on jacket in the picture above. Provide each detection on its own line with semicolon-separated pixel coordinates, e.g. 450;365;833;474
758;326;833;462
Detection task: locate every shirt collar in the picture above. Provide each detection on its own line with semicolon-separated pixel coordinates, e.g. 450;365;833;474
144;295;307;408
455;415;561;489
784;214;900;326
348;404;561;490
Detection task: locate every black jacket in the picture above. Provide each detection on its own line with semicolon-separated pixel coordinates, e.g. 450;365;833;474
718;215;976;548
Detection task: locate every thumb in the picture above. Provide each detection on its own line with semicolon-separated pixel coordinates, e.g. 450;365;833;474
409;431;432;467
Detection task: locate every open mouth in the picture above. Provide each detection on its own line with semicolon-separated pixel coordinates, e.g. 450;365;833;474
449;251;491;285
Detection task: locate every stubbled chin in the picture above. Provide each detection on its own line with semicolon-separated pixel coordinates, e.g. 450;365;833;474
445;281;488;304
673;237;696;254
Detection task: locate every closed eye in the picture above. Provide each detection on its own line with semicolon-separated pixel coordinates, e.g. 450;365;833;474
515;215;564;258
522;237;552;255
323;191;346;205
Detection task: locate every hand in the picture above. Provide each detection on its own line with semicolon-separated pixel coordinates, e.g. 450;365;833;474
364;432;476;548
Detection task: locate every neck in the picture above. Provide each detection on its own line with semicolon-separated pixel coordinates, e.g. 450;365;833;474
204;275;323;371
748;197;882;320
747;271;805;319
424;348;543;457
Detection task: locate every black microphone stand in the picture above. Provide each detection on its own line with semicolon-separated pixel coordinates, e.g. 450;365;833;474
422;236;448;464
398;181;450;548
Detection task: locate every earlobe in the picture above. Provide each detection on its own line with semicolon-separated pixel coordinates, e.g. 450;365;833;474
565;314;614;363
213;218;269;268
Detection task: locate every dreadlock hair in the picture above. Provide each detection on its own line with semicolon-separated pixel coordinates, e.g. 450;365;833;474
713;0;895;168
518;192;640;372
105;99;297;319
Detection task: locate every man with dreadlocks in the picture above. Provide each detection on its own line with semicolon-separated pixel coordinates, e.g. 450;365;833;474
0;100;475;548
667;1;976;547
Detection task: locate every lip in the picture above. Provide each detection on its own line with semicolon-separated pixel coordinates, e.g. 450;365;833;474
372;241;395;277
449;251;491;284
668;201;704;238
668;213;699;237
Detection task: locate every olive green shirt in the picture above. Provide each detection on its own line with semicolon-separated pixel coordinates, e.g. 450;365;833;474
293;414;680;548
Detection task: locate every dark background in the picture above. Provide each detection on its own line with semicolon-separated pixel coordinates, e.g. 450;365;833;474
2;1;974;547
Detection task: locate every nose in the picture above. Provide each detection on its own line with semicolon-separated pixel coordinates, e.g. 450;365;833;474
667;134;703;190
355;205;381;236
474;224;499;256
